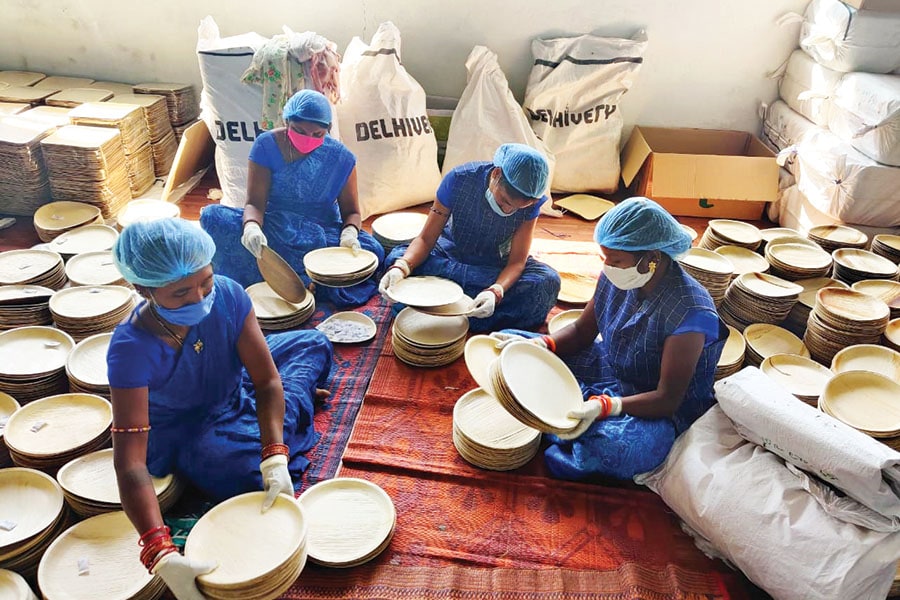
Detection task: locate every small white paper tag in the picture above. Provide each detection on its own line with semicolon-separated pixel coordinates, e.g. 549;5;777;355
0;519;17;531
30;421;47;433
0;417;7;429
77;557;90;575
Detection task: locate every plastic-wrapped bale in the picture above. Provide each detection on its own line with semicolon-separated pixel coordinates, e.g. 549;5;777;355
761;99;818;154
827;72;900;167
778;49;842;126
800;0;900;74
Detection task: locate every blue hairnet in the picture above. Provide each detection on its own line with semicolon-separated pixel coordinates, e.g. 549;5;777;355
593;197;692;258
282;89;332;127
113;218;216;288
493;143;549;199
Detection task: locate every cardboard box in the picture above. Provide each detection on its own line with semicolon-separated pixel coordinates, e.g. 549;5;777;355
842;0;900;12
620;126;778;221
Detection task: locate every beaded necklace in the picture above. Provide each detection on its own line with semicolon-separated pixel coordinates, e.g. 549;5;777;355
148;304;184;346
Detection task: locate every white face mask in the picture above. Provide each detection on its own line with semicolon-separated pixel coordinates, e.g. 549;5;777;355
602;255;656;290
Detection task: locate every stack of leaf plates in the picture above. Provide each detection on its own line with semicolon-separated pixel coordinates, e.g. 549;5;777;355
65;333;113;398
760;353;833;406
557;272;597;305
185;492;308;600
316;311;377;344
133;83;199;125
37;510;166;600
385;275;463;308
65;251;128;287
548;309;583;334
33;201;104;243
413;294;475;317
0;568;38;599
764;235;821;251
715;245;769;279
0;102;29;116
804;288;890;365
0;86;57;106
4;393;112;472
886;318;900;353
56;449;182;518
807;224;868;253
297;478;396;567
0;392;21;468
699;219;762;252
0;467;68;579
116;199;180;230
831;344;900;382
88;81;136;96
391;307;468;367
0;326;74;403
256;246;306;303
851;280;900;319
303;247;378;288
464;335;502;391
0;285;54;330
49;285;135;341
0;71;46;86
246;281;315;331
48;224;119;258
106;95;171;144
678;248;733;306
371;212;428;250
44;87;113;108
870;234;900;265
452;387;541;471
718;272;802;332
16;105;75;128
832;248;900;285
781;277;848;338
819;371;900;442
149;129;177;177
715;325;746;380
742;323;809;367
764;242;833;281
489;342;582;435
172;118;200;142
759;227;801;251
0;119;54;215
34;76;95;90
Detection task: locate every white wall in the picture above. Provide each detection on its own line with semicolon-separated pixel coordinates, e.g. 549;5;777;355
0;0;808;133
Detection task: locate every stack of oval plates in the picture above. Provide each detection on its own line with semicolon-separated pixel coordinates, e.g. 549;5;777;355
871;234;900;265
464;335;502;391
760;353;833;406
452;388;541;471
413;295;475;317
677;248;733;307
548;309;583;334
819;371;900;444
718;272;802;332
807;224;868;253
297;478;396;567
831;344;900;381
759;227;802;252
886;318;900;352
832;248;899;285
699;219;762;252
0;285;54;329
488;342;582;435
66;333;113;398
49;285;134;342
764;242;833;281
37;510;166;600
0;392;21;467
303;247;379;288
48;224;119;259
4;393;112;473
185;492;308;600
0;568;38;600
715;325;746;380
385;275;463;308
116;199;180;230
56;449;182;518
33;201;103;242
781;277;848;338
315;311;377;344
246;281;315;331
371;212;428;250
0;326;74;404
64;251;128;287
851;280;900;319
714;245;769;279
0;467;69;579
391;308;468;367
742;323;809;368
804;288;890;365
0;249;66;290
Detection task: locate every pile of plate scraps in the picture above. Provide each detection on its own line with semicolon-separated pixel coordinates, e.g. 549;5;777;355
0;392;20;467
803;287;891;366
315;311;376;344
0;326;74;404
832;248;900;285
115;199;180;231
391;307;468;368
370;211;427;251
742;323;809;368
303;247;379;288
65;332;113;399
47;224;119;260
133;82;199;127
64;251;128;287
781;277;848;338
48;285;135;343
678;248;733;307
718;272;802;332
699;219;762;253
106;94;175;177
32;201;104;243
0;119;54;216
871;234;900;265
715;325;746;380
0;285;54;330
246;281;315;331
819;370;900;451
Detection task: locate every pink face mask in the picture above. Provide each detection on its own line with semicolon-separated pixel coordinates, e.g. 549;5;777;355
287;128;324;154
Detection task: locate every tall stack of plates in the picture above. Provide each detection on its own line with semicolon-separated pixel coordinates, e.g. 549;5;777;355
804;288;890;365
116;199;180;230
107;95;173;149
385;275;463;307
49;285;135;341
807;224;868;253
37;510;166;600
185;492;308;600
699;219;762;252
0;285;54;329
715;325;746;380
782;278;849;338
0;568;38;599
172;118;200;142
33;201;104;242
40;125;132;219
370;212;428;250
16;105;74;128
831;344;900;381
4;393;112;473
0;392;21;467
852;280;900;319
66;333;113;398
34;76;95;90
886;318;900;352
303;247;379;288
742;323;810;367
819;371;900;448
149;130;177;177
0;467;68;579
678;248;733;306
759;227;801;252
56;449;183;517
714;245;769;279
0;326;74;404
464;335;502;391
391;307;468;367
719;273;802;331
832;248;900;285
765;235;820;250
760;353;833;406
548;309;583;334
452;388;541;471
764;243;833;281
0;249;66;290
0;71;46;86
246;282;315;330
0;119;54;215
44;88;113;108
134;83;199;125
65;251;127;287
871;235;900;265
297;478;396;567
413;295;475;317
89;81;135;95
47;224;119;259
0;86;57;106
316;312;377;344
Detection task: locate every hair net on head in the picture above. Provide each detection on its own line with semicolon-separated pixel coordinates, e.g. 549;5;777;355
113;218;217;288
593;197;692;258
493;143;549;199
282;89;332;127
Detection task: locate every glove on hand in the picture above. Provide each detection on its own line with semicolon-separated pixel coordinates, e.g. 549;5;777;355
378;264;407;302
153;552;216;600
339;225;361;255
260;454;293;512
555;399;602;441
469;290;497;319
489;331;548;351
241;222;267;259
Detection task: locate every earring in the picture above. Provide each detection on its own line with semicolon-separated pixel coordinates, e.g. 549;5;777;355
648;260;658;273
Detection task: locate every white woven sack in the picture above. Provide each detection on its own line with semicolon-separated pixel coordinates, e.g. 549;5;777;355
827;72;900;166
799;0;900;73
768;183;900;239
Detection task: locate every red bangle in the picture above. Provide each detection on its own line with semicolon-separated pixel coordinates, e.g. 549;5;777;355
261;442;290;460
590;394;611;419
541;335;556;353
138;525;170;546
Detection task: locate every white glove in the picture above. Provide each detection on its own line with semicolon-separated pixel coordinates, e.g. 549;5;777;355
469;290;497;319
555;399;602;441
241;222;267;259
339;225;361;256
489;331;548;351
153;552;217;600
378;266;406;302
260;454;294;512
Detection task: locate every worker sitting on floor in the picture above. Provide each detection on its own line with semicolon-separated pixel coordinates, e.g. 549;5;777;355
378;143;560;332
200;89;385;308
106;218;332;600
494;197;727;480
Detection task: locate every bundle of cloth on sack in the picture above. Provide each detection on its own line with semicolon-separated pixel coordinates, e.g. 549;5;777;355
637;367;900;600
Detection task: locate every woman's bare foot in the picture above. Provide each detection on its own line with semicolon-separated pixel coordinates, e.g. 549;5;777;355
315;388;331;401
